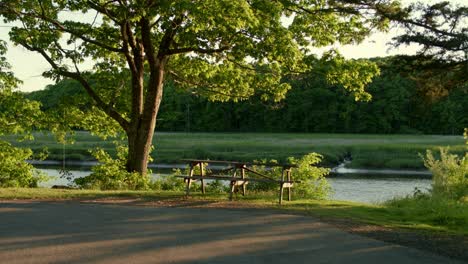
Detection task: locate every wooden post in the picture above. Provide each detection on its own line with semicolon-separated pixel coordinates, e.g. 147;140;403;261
287;167;292;201
279;168;285;204
279;183;284;205
200;162;205;194
229;181;236;201
186;163;195;196
229;164;237;200
241;164;246;196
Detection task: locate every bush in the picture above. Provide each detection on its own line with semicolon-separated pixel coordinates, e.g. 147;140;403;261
75;144;150;190
0;141;46;187
151;172;189;192
206;179;228;193
249;153;331;199
287;153;331;199
421;147;468;200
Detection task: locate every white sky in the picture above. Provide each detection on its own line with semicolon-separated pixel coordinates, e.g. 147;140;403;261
0;0;466;92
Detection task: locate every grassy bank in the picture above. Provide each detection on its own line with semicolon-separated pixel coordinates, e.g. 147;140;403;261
1;188;467;235
4;131;466;169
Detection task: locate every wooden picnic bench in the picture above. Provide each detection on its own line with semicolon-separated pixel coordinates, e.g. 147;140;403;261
176;159;300;204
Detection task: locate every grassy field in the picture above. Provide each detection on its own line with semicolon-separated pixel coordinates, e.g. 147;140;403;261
1;188;467;235
4;131;466;169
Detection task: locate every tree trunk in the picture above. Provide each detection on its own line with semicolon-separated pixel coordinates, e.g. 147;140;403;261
126;98;161;175
126;127;154;175
125;59;166;175
123;16;169;175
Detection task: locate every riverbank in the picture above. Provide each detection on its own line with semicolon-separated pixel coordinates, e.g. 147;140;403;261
0;188;466;261
4;132;466;169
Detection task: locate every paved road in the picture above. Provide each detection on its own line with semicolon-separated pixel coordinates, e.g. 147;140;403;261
0;201;464;264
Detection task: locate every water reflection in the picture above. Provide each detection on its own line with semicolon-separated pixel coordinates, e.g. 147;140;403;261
327;175;432;204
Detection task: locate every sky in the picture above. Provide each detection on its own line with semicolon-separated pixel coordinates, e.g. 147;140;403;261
0;0;465;92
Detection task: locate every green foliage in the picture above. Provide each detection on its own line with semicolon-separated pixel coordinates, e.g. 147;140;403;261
421;148;468;200
1;0;401;174
390;1;467;104
151;153;330;198
0;40;21;91
319;51;379;101
0;40;47;187
287;153;331;199
393;2;467;62
0;141;46;187
156;56;466;135
149;175;188;192
206;180;228;193
154;166;205;192
464;128;468;144
249;153;331;199
385;192;468;233
0;41;43;137
26;79;86;111
6;131;465;170
27;56;468;136
151;168;223;193
248;162;282;192
75;144;149;190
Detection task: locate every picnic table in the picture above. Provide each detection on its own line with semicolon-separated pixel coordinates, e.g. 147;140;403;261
176;159;300;204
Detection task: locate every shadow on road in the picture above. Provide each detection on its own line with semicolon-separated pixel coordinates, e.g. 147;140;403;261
0;201;461;264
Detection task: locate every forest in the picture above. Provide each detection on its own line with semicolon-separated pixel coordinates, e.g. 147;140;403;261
27;56;467;135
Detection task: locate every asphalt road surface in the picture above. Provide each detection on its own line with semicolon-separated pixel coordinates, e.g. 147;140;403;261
0;201;464;264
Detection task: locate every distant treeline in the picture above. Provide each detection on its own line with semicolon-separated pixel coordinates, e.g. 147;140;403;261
27;56;467;135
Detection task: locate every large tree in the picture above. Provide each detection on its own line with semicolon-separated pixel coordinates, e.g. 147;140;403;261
389;1;468;101
392;1;467;61
1;0;399;175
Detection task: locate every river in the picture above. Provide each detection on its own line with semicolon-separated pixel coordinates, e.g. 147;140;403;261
37;167;432;204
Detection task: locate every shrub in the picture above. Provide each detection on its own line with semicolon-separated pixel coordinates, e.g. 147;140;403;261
206;179;228;193
249;153;331;199
158;167;203;191
287;153;331;199
151;171;188;192
75;144;150;190
0;141;47;187
421;147;468;200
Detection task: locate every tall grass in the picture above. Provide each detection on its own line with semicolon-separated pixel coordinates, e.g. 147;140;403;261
385;193;468;234
3;131;465;169
383;146;468;234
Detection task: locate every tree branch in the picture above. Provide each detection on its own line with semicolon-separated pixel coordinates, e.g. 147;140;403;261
121;21;144;119
166;46;230;56
168;70;250;100
156;15;184;58
19;42;130;131
120;22;138;76
12;8;123;53
86;0;121;24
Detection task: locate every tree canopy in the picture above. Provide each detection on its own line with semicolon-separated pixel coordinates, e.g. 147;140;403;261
389;1;468;101
1;0;403;174
0;40;42;137
392;1;467;61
